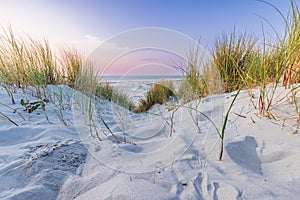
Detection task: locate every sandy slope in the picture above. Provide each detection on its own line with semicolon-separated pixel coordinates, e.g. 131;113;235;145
0;84;300;199
0;86;87;200
63;87;300;199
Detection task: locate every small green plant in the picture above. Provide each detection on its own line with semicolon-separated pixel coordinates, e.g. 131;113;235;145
20;98;49;113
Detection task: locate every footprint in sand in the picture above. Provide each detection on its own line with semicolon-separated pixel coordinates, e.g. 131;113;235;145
226;136;262;175
193;172;240;200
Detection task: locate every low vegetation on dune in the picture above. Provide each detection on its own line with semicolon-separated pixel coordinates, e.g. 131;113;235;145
0;0;298;112
212;31;259;93
0;26;84;94
96;82;134;110
133;80;175;113
0;25;133;102
0;28;59;96
282;10;300;88
0;25;134;130
177;1;299;100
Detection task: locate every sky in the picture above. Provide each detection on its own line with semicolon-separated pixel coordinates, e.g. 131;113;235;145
0;0;294;76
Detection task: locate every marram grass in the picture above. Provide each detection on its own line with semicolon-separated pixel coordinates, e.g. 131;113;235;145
96;82;134;110
134;80;174;113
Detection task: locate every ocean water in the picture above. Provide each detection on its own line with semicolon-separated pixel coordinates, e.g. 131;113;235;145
99;75;183;82
98;76;183;104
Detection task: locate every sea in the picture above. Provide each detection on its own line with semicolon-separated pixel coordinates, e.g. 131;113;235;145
98;75;183;104
99;75;183;82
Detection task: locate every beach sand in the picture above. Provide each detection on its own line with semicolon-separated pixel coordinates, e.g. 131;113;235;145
0;81;300;199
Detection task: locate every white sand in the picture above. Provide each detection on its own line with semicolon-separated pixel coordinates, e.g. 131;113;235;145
0;82;299;200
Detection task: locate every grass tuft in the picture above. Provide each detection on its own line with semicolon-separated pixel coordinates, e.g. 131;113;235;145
96;82;134;110
134;80;174;113
212;30;258;93
282;1;300;87
177;46;215;103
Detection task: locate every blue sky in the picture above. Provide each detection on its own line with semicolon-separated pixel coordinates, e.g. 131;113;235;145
0;0;292;47
55;0;291;38
0;0;294;75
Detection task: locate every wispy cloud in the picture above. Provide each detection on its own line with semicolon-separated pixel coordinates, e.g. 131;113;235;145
85;34;100;40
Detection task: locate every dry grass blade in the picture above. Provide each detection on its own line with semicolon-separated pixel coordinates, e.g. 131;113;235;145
0;110;18;126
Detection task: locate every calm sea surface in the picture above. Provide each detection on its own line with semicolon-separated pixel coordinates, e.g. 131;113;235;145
99;75;183;82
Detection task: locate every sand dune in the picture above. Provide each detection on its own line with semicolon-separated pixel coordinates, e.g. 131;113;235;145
0;82;299;199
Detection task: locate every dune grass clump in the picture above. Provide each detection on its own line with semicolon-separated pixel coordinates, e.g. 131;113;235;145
211;1;299;98
177;47;213;103
96;82;134;110
0;27;60;90
282;1;300;88
184;51;209;98
96;82;113;100
0;26;104;128
177;77;209;104
254;1;299;117
134;80;174;113
60;48;83;87
256;42;287;117
0;26;89;94
212;30;258;93
211;7;298;117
